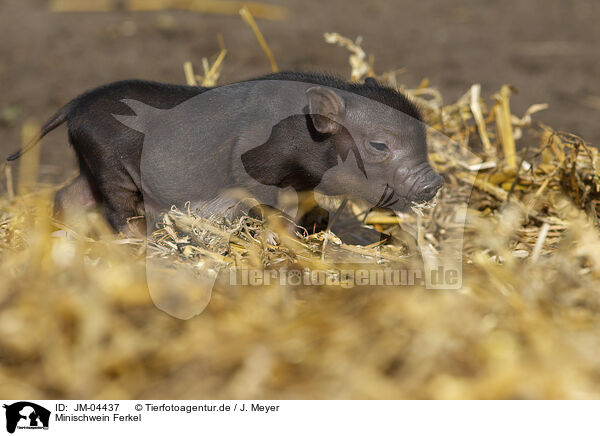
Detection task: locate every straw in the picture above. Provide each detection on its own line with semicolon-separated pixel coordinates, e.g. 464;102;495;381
240;6;279;73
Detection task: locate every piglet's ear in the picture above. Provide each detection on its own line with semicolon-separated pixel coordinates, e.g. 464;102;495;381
306;87;345;134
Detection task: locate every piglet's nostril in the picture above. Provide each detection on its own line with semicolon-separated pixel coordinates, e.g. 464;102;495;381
419;177;443;200
421;186;436;198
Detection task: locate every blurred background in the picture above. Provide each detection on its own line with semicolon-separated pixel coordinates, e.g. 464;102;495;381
1;0;599;186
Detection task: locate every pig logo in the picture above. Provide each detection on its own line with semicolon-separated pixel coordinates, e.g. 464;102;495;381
3;402;50;433
239;114;378;243
113;79;467;319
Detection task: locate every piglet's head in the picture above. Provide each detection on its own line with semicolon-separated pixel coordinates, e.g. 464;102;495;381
305;83;443;211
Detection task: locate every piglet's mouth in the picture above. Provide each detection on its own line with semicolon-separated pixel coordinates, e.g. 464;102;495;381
409;188;442;215
374;184;400;209
373;184;409;211
373;183;441;213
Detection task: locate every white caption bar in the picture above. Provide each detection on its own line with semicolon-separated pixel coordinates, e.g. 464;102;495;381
1;400;598;435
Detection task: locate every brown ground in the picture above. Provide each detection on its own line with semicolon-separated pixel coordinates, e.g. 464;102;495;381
1;0;599;187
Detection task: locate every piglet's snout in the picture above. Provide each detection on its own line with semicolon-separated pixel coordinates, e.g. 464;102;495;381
393;164;443;203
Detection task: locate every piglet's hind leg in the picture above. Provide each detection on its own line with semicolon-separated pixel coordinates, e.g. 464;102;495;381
54;174;100;220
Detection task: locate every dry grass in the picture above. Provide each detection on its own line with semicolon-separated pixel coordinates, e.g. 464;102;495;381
1;33;600;399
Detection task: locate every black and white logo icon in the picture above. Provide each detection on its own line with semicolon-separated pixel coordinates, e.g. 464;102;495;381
3;402;50;434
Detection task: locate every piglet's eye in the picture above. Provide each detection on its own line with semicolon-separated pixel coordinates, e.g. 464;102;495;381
369;141;389;152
